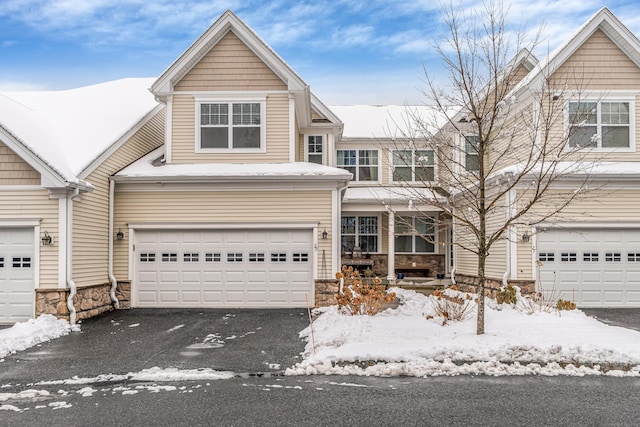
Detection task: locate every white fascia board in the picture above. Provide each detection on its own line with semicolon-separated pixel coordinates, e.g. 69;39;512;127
114;179;351;193
515;8;640;98
79;104;165;180
128;221;318;230
0;126;69;189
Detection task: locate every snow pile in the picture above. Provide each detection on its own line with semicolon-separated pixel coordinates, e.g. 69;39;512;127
0;315;80;359
286;288;640;377
38;367;234;385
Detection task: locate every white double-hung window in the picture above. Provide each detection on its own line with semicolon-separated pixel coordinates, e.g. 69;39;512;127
568;99;633;149
336;149;379;181
392;149;434;182
198;99;265;151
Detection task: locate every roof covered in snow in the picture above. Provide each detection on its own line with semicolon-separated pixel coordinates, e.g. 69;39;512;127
329;105;453;140
0;78;159;185
114;147;352;182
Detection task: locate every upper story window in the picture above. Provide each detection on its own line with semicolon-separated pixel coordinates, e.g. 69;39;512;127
337;149;379;181
306;136;324;164
392;149;434;182
568;101;631;149
198;101;264;150
464;135;480;172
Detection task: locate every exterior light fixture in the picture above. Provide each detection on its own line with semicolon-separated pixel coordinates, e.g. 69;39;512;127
42;231;53;246
521;231;530;243
321;228;328;240
116;229;125;240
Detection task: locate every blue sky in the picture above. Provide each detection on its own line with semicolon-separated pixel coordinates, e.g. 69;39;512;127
1;1;639;104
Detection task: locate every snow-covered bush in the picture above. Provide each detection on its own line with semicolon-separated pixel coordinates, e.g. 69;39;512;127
427;286;476;325
335;265;396;316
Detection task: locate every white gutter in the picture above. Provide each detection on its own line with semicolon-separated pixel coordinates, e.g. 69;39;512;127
108;180;120;308
66;189;79;324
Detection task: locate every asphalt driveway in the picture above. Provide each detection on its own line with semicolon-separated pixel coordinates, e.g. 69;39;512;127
0;308;309;384
582;308;640;332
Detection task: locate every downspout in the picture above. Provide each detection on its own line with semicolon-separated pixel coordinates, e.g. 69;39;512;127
108;180;120;308
66;189;79;324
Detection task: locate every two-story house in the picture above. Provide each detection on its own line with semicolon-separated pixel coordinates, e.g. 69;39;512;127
1;7;640;324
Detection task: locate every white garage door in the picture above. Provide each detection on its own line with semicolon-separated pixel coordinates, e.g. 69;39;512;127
0;228;35;323
134;229;314;308
537;228;640;307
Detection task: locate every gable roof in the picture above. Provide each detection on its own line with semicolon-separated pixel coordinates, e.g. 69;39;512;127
150;10;329;130
515;7;640;93
0;78;159;188
151;10;307;97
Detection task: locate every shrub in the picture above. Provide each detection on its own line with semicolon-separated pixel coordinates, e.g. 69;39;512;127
429;287;476;325
496;284;517;305
556;298;576;311
335;265;396;316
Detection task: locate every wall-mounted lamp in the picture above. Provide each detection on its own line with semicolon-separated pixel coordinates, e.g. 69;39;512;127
42;231;53;246
321;228;328;240
521;231;530;243
116;229;125;241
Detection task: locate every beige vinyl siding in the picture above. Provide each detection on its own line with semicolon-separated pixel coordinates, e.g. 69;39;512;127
171;93;290;163
175;31;287;92
113;190;333;278
0;190;59;287
516;188;640;280
0;141;41;185
72;109;165;287
555;30;640;90
453;195;508;279
550;29;640;162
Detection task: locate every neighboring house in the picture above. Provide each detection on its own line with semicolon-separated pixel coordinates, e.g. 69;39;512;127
1;8;640;324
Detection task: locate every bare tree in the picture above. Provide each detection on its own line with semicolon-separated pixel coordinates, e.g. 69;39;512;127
387;1;601;334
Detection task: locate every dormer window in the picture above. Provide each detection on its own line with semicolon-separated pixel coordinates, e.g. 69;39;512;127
198;100;265;151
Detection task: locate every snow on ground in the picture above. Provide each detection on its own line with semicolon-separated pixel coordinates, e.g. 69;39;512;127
0;315;80;360
286;288;640;377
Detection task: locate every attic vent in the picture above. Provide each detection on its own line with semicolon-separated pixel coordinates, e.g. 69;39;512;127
312;118;331;123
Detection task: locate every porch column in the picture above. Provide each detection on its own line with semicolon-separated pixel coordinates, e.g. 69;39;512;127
387;212;395;283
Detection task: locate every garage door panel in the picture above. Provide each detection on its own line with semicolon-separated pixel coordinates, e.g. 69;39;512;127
135;229;313;308
137;291;158;304
0;228;35;323
181;271;202;284
181;291;202;303
203;291;223;303
159;291;180;303
159;271;179;284
626;291;640;303
538;228;640;307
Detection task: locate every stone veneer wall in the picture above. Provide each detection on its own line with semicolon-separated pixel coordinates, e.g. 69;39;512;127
343;254;446;278
35;281;131;322
315;279;339;307
454;273;535;297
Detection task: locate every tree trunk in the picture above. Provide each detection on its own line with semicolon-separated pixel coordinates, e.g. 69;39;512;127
476;250;486;335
